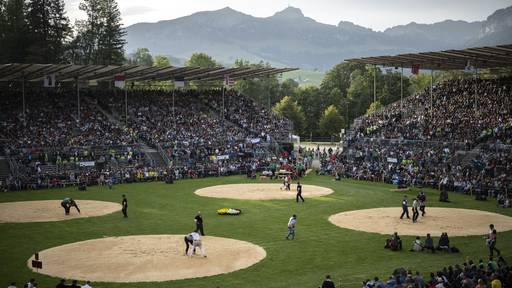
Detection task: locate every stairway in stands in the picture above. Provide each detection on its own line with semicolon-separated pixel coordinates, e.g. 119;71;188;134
86;97;168;168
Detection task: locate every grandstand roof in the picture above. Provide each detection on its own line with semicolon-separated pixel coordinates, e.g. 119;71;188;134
345;44;512;70
0;64;297;82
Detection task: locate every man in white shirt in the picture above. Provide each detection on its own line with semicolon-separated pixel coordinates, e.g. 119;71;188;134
187;231;206;257
82;281;93;288
412;198;419;223
286;214;297;240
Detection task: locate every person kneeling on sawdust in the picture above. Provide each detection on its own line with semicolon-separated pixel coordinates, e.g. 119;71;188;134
186;231;206;258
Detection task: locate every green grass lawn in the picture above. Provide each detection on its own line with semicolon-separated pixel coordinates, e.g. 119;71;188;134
1;174;511;288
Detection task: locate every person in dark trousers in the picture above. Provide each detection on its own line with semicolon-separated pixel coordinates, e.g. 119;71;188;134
487;224;501;257
412;198;419;223
61;198;80;215
418;191;426;216
122;194;128;218
195;211;204;236
296;182;304;203
184;233;195;256
400;196;410;219
321;275;336;288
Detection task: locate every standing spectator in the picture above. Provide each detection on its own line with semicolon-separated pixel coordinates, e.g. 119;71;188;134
286;214;297;240
7;282;17;288
81;281;92;288
122;195;128;218
194;211;204;236
487;224;501;257
321;275;335;288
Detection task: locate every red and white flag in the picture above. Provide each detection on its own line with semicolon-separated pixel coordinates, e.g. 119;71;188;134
411;64;420;75
114;74;126;88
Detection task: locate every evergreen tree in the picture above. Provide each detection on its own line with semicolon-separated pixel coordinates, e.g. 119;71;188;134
98;0;125;65
0;0;6;61
75;0;125;65
25;0;70;63
2;0;27;63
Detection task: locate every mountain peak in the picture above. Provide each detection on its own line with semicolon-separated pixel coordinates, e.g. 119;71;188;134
272;6;304;18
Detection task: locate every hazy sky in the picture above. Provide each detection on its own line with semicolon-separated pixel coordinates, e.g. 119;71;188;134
64;0;512;31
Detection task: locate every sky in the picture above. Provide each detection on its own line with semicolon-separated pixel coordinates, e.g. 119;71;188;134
64;0;512;31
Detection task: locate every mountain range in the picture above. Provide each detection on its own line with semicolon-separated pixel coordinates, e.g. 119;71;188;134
125;6;512;70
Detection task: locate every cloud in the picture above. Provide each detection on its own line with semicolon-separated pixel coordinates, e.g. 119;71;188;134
122;6;156;17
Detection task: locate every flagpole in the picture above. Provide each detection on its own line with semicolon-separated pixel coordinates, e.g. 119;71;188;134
22;78;26;122
373;65;377;103
400;66;403;114
125;83;128;126
172;88;176;130
76;78;80;124
474;65;478;111
430;69;433;116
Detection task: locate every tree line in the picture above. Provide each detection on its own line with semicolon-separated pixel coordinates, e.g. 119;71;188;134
0;0;125;65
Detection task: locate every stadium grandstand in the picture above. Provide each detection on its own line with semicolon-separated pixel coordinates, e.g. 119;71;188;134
321;44;512;204
0;64;298;190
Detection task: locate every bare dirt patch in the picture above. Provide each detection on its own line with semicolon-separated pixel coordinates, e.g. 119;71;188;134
195;183;334;200
28;235;266;282
329;207;512;236
0;200;121;223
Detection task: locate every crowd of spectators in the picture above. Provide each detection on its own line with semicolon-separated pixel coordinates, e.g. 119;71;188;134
0;87;296;191
362;256;511;288
320;78;512;203
356;78;512;144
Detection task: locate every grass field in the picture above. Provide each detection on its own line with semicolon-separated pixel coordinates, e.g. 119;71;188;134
1;174;511;288
282;70;325;87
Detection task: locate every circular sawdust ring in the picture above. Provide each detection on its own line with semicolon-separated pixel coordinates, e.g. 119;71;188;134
328;207;512;236
195;183;334;200
28;235;267;282
0;200;121;223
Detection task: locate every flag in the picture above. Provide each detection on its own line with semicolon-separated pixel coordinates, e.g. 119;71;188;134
114;74;126;88
174;76;185;88
224;75;235;87
411;64;420;75
43;74;56;87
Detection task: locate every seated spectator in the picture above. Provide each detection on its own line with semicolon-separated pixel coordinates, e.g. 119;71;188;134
69;280;80;288
385;232;402;251
56;279;67;288
7;282;17;288
411;236;423;252
81;281;93;288
437;233;450;252
321;275;335;288
424;234;435;253
476;278;487;288
491;273;502;288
